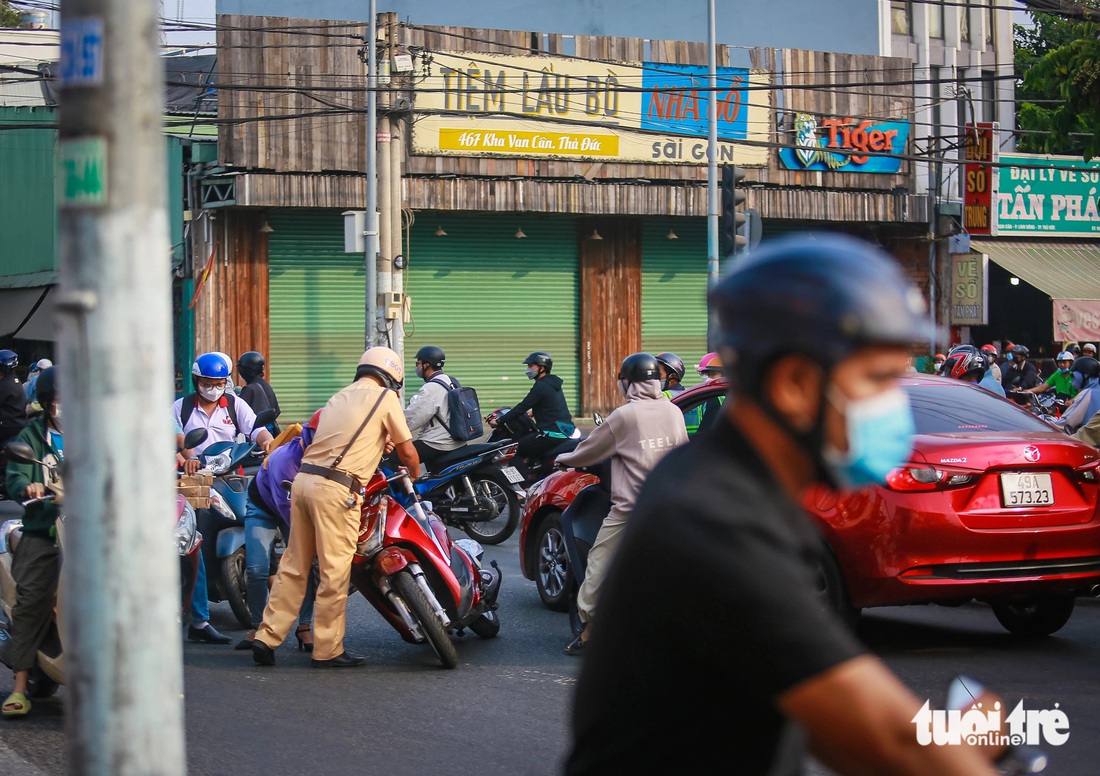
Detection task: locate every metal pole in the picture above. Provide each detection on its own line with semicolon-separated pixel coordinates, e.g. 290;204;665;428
706;0;720;350
390;118;405;364
365;0;379;348
57;0;184;772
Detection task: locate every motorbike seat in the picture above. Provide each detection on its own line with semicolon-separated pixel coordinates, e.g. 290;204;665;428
427;442;509;473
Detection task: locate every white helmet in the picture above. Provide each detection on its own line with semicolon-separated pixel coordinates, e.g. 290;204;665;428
1057;351;1075;362
357;347;404;390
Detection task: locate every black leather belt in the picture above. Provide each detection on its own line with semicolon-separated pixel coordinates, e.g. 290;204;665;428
299;463;362;492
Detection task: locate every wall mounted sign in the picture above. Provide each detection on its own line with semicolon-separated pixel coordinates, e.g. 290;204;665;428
963;122;997;235
413;52;771;165
1055;299;1100;343
950;252;988;326
778;113;910;174
996;153;1100;237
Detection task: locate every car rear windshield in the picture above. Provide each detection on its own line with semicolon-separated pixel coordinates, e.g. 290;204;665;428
905;383;1057;434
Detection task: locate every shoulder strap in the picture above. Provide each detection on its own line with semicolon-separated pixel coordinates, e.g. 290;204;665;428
331;389;389;470
429;374;457;390
224;394;241;436
181;393;197;427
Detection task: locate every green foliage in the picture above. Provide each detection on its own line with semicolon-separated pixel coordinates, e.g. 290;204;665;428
1015;8;1100;159
0;2;23;27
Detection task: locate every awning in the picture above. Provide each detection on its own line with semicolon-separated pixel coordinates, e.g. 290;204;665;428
970;240;1100;300
971;240;1100;341
0;286;56;340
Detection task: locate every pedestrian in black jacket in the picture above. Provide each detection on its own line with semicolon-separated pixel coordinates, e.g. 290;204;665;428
0;349;27;498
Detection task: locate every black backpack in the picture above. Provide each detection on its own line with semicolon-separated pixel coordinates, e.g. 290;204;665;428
430;375;483;442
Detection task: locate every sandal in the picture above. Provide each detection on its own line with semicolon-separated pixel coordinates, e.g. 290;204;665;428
2;692;31;718
295;623;314;652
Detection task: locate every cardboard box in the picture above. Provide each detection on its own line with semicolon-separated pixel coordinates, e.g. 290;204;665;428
177;472;213;510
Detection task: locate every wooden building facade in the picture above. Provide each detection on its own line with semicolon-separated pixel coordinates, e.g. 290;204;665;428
203;14;933;420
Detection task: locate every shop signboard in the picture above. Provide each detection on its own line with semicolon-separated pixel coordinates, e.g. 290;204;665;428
963;122;997;235
950;252;988;326
997;153;1100;237
1055;299;1100;343
777;113;910;174
412;52;771;165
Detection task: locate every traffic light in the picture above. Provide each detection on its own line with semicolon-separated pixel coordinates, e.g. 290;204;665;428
720;165;747;258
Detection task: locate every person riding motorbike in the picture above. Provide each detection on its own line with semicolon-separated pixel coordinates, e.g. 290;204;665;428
655;352;687;398
696;352;724;384
943;345;1004;397
931;353;946;374
2;366;61;718
400;345;464;471
1061;357;1100;436
234;410;323;652
237;351;281;436
1018;350;1077;402
0;350;27;498
174;352;275;645
489;351;574;465
979;344;1002;383
252;347;420;669
1003;344;1041;396
565;234;1006;775
554;352;687;656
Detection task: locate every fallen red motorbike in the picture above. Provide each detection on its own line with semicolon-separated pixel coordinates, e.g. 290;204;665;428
349;468;502;669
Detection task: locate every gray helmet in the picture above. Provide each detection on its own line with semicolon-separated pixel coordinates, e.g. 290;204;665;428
655;352;686;382
415;345;446;371
619;353;661;383
710;233;927;397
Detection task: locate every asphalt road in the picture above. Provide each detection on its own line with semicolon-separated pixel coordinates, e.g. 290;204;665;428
3;497;1100;775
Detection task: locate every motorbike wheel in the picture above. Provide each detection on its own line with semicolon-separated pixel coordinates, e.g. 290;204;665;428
535;510;571;612
463;471;521;545
991;594;1075;637
222;547;253;629
393;571;459;669
26;666;59;699
468;609;501;639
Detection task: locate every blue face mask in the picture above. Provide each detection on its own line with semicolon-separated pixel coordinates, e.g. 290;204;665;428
822;386;915;490
1059;367;1071;374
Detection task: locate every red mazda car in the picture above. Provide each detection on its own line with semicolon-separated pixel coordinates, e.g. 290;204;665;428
518;374;1100;636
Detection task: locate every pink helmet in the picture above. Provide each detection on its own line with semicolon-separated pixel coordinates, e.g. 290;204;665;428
697;352;723;374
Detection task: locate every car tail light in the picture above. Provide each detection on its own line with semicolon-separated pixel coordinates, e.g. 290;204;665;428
885;466;976;492
1073;462;1100;483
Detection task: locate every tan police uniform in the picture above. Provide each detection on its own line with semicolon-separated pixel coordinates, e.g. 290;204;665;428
255;379;411;661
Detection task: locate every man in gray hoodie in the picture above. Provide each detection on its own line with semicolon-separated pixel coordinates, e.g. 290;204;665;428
555;352;688;655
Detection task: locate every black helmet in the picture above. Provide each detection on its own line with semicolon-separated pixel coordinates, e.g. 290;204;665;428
1011;344;1030;358
655;352;686;382
237;351;266;381
415;345;446;371
619;353;661;383
35;366;57;407
0;349;16;371
710;233;927;397
524;351;553;371
942;345;989;381
1072;356;1100;379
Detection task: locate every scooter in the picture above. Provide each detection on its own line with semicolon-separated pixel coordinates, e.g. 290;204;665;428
192;407;276;628
349;468;503;669
397;441;526;545
484;406;582;487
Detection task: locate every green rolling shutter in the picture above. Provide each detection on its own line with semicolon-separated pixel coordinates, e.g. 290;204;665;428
641;218;713;387
268;209;367;423
405;213;580;417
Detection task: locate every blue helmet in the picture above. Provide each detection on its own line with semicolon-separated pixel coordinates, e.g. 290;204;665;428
0;349;17;370
192;352;231;380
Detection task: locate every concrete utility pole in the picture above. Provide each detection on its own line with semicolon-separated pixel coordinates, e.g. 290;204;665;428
56;0;184;772
706;0;720;349
364;0;379;348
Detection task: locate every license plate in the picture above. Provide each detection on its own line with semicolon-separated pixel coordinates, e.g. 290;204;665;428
500;466;524;484
1000;472;1055;507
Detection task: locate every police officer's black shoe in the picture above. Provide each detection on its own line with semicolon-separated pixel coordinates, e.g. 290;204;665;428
311;651;366;668
252;640;276;666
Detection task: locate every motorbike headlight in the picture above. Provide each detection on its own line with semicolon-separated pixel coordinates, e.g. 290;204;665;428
209;490;235;520
205;452;232;476
175;502;198;555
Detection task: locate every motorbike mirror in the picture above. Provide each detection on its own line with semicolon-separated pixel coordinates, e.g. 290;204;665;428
592;412;604;426
182;428;208;451
4;441;42;466
254;408;278;428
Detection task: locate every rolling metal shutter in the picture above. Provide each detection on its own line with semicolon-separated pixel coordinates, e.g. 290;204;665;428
404;213;580;418
641;218;713;387
267;209;367;423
